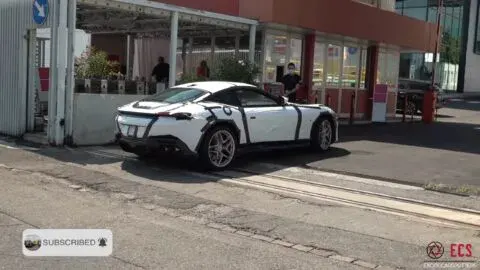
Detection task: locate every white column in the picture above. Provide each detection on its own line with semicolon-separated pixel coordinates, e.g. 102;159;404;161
169;11;179;87
248;25;256;63
47;0;59;144
126;35;132;80
54;0;68;145
65;0;76;144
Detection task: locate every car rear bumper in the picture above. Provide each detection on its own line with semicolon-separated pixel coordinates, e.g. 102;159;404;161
115;133;197;156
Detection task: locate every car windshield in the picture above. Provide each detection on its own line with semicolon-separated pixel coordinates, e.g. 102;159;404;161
142;88;208;104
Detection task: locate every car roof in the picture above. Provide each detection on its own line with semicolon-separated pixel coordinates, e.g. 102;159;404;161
173;81;256;93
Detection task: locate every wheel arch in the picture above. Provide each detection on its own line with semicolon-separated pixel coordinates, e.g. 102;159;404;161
195;119;241;152
310;112;337;140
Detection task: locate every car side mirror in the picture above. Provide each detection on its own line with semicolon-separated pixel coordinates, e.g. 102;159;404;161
278;96;288;105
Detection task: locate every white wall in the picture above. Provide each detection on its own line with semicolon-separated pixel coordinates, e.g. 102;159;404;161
463;0;480;92
72;93;146;145
0;0;55;136
37;28;91;67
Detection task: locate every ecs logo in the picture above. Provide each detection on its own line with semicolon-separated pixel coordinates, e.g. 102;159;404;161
450;243;472;257
426;242;473;259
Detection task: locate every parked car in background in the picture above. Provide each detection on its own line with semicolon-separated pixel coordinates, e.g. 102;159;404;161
396;79;449;114
115;81;338;170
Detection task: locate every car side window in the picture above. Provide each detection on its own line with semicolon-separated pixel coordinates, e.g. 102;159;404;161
235;89;279;107
204;91;240;107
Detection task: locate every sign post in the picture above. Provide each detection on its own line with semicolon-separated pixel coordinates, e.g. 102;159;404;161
372;84;388;122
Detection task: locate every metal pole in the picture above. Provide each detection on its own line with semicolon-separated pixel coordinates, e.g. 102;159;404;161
235;34;240;58
249;24;256;64
47;0;59;144
55;0;69;145
65;0;77;144
431;0;443;86
169;11;179;88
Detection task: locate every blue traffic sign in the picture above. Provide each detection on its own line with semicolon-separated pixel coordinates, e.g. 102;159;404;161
33;0;49;25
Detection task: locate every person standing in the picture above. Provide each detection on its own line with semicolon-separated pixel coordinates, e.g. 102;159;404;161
281;63;302;103
151;56;170;86
196;60;210;80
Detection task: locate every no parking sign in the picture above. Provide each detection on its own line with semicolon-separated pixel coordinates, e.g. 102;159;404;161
33;0;49;25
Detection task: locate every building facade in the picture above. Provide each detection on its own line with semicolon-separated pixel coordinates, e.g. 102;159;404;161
395;0;480;93
0;0;438;142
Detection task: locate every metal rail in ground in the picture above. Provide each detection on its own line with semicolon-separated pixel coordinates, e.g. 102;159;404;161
209;169;480;229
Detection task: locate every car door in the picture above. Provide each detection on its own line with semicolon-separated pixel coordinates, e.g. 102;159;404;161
234;88;298;143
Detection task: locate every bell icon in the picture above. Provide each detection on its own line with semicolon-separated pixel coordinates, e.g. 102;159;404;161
98;238;107;247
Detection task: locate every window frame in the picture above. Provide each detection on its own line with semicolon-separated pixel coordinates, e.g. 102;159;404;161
234;87;282;108
203;89;242;107
474;0;480;54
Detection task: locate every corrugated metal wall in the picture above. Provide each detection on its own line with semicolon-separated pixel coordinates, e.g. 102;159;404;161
0;0;54;136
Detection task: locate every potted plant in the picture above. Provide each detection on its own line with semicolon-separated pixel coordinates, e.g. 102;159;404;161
74;46;119;93
212;57;260;84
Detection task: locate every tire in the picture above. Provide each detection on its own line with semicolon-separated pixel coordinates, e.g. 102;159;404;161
198;125;237;170
310;116;333;152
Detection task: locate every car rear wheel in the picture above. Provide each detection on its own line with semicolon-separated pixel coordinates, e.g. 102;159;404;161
310;117;333;152
199;126;237;170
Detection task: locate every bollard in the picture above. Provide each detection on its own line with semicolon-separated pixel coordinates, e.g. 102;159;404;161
349;92;355;125
402;94;407;123
410;98;414;122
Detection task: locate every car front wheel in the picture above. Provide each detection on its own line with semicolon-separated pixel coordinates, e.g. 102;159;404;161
199;126;237;170
310;117;333;152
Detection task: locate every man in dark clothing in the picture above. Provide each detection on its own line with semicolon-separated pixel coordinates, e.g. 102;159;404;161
151;56;170;84
281;63;301;102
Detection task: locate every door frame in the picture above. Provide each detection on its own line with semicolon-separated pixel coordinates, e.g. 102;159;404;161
26;29;38;132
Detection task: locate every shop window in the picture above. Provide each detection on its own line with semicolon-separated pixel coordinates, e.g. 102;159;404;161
377;50;400;89
386;52;399;89
376;51;387;85
313;42;325;88
359;48;367;89
264;34;287;82
289;38;303;73
326;44;342;88
342;47;360;88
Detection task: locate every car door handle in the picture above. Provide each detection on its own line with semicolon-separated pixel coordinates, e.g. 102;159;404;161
250;116;256;119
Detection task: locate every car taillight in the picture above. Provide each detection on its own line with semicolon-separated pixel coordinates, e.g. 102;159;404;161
156;111;192;120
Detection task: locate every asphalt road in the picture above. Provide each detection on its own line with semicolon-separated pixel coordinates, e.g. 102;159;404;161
0;144;479;269
233;98;480;189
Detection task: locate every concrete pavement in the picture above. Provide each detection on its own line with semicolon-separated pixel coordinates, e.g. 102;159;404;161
0;162;361;270
0;144;479;269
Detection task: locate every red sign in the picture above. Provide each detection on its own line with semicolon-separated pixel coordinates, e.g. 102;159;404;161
373;84;387;103
38;68;50;92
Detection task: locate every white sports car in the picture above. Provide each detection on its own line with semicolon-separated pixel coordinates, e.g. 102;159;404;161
115;81;338;170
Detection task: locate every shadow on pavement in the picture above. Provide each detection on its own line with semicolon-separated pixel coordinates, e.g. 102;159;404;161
339;121;480;155
444;100;480;112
